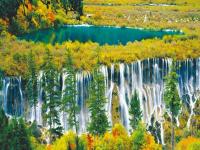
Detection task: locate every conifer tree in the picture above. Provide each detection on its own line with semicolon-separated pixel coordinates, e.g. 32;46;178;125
87;51;109;136
62;51;79;133
7;118;32;150
61;0;70;14
42;49;62;142
0;108;9;149
27;50;38;121
62;51;80;149
164;61;181;150
0;115;32;150
0;68;3;90
129;90;142;131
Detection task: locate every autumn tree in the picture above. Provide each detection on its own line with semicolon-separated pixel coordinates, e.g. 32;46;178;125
129;90;142;131
26;50;38;121
42;49;62;142
164;61;181;150
130;123;146;150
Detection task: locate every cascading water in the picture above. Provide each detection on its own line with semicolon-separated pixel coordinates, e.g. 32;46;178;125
1;58;200;145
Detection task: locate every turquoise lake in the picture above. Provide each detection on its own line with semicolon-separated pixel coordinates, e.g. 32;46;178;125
19;25;182;45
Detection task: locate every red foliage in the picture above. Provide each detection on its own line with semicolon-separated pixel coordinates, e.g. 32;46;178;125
87;134;94;150
48;12;55;22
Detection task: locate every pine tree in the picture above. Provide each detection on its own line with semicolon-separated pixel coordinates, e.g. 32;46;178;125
61;0;70;14
164;61;181;150
87;55;109;136
9;118;32;150
0;116;32;150
0;108;9;149
26;50;38;121
0;68;3;90
62;51;80;149
62;51;79;133
129;90;142;131
42;49;62;142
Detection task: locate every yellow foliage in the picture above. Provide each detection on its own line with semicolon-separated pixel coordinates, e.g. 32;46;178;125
49;124;161;150
176;136;200;150
52;131;76;150
142;134;162;150
0;31;200;77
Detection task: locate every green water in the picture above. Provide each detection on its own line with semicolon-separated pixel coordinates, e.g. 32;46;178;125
19;25;182;45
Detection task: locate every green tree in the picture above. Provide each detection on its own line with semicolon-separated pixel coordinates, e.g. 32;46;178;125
3;118;32;150
130;123;145;150
87;57;109;136
129;90;142;131
164;61;181;150
61;0;70;14
62;51;80;149
62;51;79;133
42;49;62;143
0;0;21;21
26;50;38;121
0;68;3;90
0;108;9;149
69;0;83;16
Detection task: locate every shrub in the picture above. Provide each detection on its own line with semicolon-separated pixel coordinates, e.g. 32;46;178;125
176;136;200;150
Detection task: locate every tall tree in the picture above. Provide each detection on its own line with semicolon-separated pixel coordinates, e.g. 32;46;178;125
87;52;109;136
42;49;62;143
62;51;80;149
164;61;181;150
0;108;8;149
129;90;142;131
0;68;4;97
69;0;83;16
7;118;32;150
61;0;70;14
26;50;38;121
0;0;21;21
0;111;32;150
62;51;79;133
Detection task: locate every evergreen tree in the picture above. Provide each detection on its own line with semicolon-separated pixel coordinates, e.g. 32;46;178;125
42;49;62;142
164;61;181;150
0;0;21;21
62;51;79;133
0;116;32;150
7;118;32;150
0;108;9;149
62;51;80;149
69;0;83;16
0;68;3;90
26;50;38;121
87;56;109;136
61;0;70;14
129;90;142;131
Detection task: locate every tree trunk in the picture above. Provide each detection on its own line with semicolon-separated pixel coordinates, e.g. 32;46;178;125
34;104;37;122
75;135;79;150
171;115;175;150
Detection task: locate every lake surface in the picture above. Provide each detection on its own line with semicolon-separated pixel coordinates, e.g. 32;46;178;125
19;25;182;45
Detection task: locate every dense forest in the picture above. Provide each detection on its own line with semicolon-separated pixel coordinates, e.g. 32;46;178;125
0;0;200;150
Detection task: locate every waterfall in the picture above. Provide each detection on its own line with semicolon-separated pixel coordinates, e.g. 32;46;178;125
1;58;200;145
